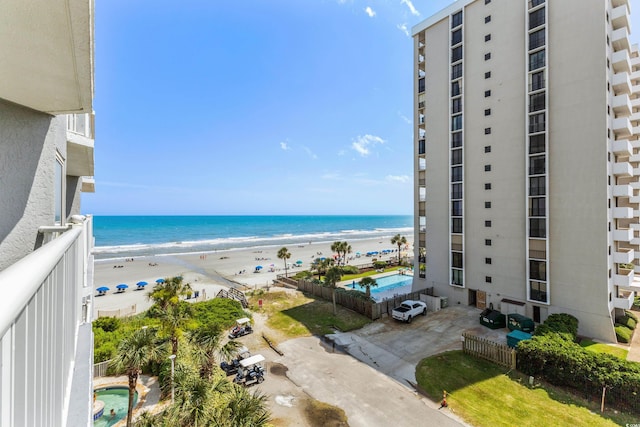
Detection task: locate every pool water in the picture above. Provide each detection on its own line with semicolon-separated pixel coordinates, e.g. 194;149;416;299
94;387;138;427
352;273;413;302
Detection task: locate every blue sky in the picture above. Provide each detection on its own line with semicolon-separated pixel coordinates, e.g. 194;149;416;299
83;0;452;216
84;0;640;216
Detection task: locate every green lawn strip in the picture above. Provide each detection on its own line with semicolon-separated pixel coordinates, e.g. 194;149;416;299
248;291;371;338
579;339;629;360
416;351;635;427
340;266;402;282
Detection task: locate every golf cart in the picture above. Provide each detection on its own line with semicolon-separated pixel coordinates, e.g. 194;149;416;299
233;354;266;386
229;317;253;339
220;346;251;376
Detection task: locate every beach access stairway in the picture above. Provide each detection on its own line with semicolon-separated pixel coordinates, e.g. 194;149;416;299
216;287;249;308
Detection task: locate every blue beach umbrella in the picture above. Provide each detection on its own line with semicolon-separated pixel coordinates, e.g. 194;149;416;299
116;284;128;290
296;260;303;265
156;278;165;284
96;286;109;292
255;265;263;270
136;281;148;287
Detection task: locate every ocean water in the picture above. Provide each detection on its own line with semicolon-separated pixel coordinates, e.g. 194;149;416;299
93;215;413;260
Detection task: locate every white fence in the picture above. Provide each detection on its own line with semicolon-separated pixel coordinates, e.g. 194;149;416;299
0;216;93;427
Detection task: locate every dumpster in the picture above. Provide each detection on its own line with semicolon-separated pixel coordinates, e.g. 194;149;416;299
479;308;506;329
507;330;532;348
507;313;535;333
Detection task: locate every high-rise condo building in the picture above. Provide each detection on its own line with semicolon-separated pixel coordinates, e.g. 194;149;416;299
412;0;638;342
0;1;96;425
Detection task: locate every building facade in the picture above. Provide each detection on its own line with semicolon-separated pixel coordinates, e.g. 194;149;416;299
0;1;96;425
412;0;639;342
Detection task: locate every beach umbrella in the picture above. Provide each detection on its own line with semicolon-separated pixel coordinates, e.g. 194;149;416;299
255;265;263;270
96;286;109;292
136;281;148;287
116;284;128;290
320;257;326;261
156;278;165;284
296;260;303;265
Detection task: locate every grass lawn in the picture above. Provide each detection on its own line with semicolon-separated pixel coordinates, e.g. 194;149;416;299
247;290;371;339
416;351;637;427
340;266;403;282
579;339;629;360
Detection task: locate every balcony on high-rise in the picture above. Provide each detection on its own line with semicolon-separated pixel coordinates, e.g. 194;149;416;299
611;3;630;32
67;113;95;179
612;49;631;73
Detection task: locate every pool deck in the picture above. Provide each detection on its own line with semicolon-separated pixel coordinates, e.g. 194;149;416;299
93;375;164;426
338;270;414;301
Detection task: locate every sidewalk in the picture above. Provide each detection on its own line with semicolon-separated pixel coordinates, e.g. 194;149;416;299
627;310;640;362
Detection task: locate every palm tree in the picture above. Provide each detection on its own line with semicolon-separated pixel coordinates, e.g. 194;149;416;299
391;234;407;265
148;276;193;311
162;302;193;356
111;327;164;427
168;375;229;427
342;242;352;265
277;247;291;278
222;385;271;427
313;257;334;280
359;276;378;299
324;266;343;315
331;241;341;264
189;323;240;379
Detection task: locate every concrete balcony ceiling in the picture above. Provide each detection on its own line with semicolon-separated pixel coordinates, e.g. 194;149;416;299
66;131;94;176
0;0;94;114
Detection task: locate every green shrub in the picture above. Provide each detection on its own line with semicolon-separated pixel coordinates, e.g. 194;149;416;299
533;313;578;341
615;324;632;343
373;261;386;269
293;270;313;279
616;315;637;330
340;265;359;274
190;298;246;329
336;288;373;301
93;316;121;332
626;310;639;322
634;296;640;309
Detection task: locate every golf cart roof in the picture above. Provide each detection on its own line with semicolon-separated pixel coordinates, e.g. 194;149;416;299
239;354;265;367
236;317;251;325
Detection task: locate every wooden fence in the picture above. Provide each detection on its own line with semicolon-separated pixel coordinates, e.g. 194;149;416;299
93;359;112;378
462;332;516;369
293;279;432;320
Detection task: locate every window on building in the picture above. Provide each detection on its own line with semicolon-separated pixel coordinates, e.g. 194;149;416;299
451;148;463;165
485;220;492;227
452;46;463;62
452;183;463;199
529;218;546;238
452;269;463;286
485;71;491;79
452;252;463;268
452;81;461;96
452;132;463;148
529;49;545;71
529;29;545;50
529;134;545;153
485;90;491;97
484;52;491;61
530;176;545;196
485;183;491;190
530;260;546;281
485;15;491;23
485;276;492;283
452;218;463;233
484;127;491;135
530;197;546;216
529;92;545;112
485;34;491;42
529;112;545;133
451;11;463;28
484;108;491;116
452;166;463;182
485;239;492;246
529;155;545;175
529;7;545;29
451;114;463;131
485;164;491;172
452;97;462;114
451;28;462;46
418;139;425;155
452;200;463;216
485;0;491;4
452;63;463;80
530;71;545;91
484;145;491;153
529;280;547;302
485;201;491;209
419;78;425;93
485;257;492;264
529;0;545;8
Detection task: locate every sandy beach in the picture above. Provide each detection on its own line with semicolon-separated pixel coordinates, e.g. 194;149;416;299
93;237;413;316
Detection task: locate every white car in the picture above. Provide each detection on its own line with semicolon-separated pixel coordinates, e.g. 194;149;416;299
392;300;427;323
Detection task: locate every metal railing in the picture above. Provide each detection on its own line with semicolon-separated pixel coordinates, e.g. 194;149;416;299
0;216;93;427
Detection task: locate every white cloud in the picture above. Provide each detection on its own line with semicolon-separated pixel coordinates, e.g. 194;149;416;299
302;146;318;159
386;174;411;183
401;0;420;16
397;23;409;37
364;6;376;17
398;111;411;124
351;134;385;157
280;141;290;151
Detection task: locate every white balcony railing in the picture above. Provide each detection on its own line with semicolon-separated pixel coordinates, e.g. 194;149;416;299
0;216;93;427
612;291;634;310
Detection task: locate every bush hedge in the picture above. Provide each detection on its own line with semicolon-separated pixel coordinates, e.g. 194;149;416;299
616;315;637;330
340;265;359;275
626;310;639;323
615;325;632;343
518;313;640;413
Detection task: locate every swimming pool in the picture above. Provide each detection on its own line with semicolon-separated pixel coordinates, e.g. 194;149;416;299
352;273;413;301
94;386;138;427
